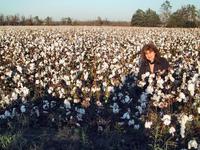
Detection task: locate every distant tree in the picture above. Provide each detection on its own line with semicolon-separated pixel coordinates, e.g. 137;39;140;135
10;14;20;25
96;16;103;26
0;14;5;25
160;0;172;25
26;16;34;25
61;17;67;25
131;9;146;26
20;16;26;25
5;15;11;25
145;9;161;26
66;17;72;25
61;17;72;25
33;16;42;25
131;9;160;27
44;16;53;25
197;9;200;26
167;4;198;27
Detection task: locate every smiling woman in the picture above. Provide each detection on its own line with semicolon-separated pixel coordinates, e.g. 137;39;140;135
138;42;170;79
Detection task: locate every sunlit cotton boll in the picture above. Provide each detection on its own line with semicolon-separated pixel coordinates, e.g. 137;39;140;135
5;70;12;77
146;85;154;94
177;92;186;102
188;139;198;149
179;114;193;138
162;114;171;126
197;107;200;114
157;77;164;89
187;81;195;96
107;86;114;92
169;126;176;136
21;86;29;97
16;65;22;73
145;121;153;128
11;92;18;100
48;87;54;94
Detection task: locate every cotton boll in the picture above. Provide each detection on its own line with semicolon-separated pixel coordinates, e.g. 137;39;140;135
146;85;154;94
178;114;192;138
187;81;195;96
16;65;22;73
145;121;153;129
162;114;171;126
5;70;12;77
21;86;30;97
64;99;71;109
197;107;200;114
188;139;198;149
134;124;140;130
20;105;26;113
4;110;11;118
121;112;130;120
169;126;176;136
11;92;18;100
128;119;135;126
124;95;132;103
110;103;119;114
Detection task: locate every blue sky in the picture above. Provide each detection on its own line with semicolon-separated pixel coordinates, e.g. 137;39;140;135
0;0;199;21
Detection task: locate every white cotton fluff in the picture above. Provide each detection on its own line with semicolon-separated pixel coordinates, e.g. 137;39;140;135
20;105;26;113
169;126;176;136
121;112;130;120
146;85;154;94
162;114;171;126
16;66;22;73
21;86;29;97
64;99;71;109
110;103;119;114
4;110;11;118
179;114;193;138
188;139;198;149
177;92;186;102
197;107;200;114
128;119;135;126
157;78;164;89
145;121;153;129
187;81;195;96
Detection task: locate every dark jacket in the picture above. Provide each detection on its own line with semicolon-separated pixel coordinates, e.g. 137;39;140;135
138;57;169;80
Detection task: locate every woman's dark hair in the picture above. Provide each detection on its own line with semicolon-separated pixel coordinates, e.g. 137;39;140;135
141;42;160;61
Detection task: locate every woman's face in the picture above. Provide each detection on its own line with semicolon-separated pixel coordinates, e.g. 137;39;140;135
145;49;156;62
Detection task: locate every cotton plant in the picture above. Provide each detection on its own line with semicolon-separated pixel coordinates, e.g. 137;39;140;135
0;26;200;149
178;114;193;138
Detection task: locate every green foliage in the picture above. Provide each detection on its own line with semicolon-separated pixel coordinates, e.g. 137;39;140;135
0;134;15;150
131;8;161;27
167;4;198;27
160;0;172;24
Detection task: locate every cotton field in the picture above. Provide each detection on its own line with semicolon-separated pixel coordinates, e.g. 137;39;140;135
0;26;200;149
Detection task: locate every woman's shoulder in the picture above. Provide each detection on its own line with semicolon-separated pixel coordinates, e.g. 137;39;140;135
158;57;169;68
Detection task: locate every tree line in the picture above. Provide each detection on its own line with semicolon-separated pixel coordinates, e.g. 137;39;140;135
0;1;199;27
131;1;200;27
0;14;129;26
